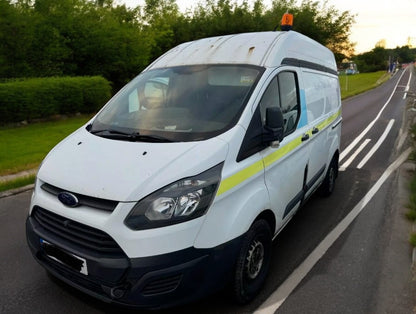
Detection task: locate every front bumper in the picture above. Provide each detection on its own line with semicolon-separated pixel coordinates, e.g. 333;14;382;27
26;212;242;309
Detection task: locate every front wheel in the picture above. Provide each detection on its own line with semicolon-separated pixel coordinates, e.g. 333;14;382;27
233;219;272;304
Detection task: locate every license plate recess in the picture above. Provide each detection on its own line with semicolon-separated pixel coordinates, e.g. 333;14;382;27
40;238;88;275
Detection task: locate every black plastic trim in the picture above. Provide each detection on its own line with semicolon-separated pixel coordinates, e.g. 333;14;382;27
26;214;244;309
31;206;124;255
283;164;326;218
305;165;326;192
281;58;338;75
237;105;267;162
283;189;304;218
41;183;118;212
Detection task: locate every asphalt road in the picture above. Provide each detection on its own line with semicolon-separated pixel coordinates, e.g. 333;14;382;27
1;66;415;314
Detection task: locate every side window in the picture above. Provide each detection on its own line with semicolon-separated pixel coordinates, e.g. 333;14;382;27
259;77;280;125
259;72;300;135
278;72;299;135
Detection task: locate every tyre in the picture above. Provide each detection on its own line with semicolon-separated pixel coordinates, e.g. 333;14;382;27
319;156;338;197
233;219;272;304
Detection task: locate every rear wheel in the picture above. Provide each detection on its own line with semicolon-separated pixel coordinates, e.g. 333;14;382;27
320;156;338;197
233;219;272;304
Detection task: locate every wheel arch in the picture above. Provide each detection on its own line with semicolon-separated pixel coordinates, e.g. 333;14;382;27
253;209;276;236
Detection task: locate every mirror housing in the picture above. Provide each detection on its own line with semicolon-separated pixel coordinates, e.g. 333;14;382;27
263;107;284;147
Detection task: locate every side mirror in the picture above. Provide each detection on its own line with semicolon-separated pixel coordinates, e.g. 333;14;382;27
264;107;284;147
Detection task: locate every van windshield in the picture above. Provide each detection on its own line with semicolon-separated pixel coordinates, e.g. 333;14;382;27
90;65;263;142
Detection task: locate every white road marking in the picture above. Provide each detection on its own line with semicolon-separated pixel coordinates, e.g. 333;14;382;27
340;70;407;162
357;119;395;169
339;139;371;171
255;147;412;314
403;71;412;99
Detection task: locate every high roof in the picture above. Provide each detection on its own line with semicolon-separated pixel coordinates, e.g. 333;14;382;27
146;31;336;72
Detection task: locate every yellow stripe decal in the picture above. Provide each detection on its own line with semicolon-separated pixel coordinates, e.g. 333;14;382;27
263;135;303;167
217;159;264;196
217;110;341;196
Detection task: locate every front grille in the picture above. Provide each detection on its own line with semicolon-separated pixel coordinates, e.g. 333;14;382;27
141;274;182;296
41;183;118;212
41;254;105;295
32;206;124;256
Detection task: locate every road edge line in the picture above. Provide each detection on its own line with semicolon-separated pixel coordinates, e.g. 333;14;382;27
255;147;412;314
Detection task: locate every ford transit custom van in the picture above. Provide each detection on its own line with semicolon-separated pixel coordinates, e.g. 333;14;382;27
26;30;341;308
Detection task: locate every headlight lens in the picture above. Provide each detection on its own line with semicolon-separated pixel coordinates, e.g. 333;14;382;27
124;163;223;230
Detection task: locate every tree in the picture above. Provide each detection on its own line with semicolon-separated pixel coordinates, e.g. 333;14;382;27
139;0;180;62
353;47;388;72
395;46;415;63
265;0;355;63
375;39;386;48
0;0;34;77
0;0;356;88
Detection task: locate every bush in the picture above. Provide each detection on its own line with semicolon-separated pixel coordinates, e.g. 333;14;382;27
0;76;111;124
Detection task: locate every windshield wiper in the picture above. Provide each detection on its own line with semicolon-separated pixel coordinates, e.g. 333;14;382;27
133;134;173;143
90;129;173;142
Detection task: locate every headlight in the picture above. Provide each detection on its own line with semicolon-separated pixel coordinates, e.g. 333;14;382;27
124;163;223;230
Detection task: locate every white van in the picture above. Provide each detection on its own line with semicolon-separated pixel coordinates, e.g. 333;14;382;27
26;30;341;308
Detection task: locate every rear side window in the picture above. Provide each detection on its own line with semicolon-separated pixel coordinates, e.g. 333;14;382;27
303;71;339;123
260;71;300;135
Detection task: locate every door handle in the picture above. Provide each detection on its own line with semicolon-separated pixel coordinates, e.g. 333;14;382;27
301;133;310;142
312;127;319;134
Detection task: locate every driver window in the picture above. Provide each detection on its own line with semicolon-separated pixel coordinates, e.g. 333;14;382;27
278;72;299;135
259;72;299;135
259;77;279;125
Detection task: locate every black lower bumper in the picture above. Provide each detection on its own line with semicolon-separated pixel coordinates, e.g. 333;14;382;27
26;216;242;309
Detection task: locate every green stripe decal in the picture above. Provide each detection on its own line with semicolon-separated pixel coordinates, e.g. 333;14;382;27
217;110;341;196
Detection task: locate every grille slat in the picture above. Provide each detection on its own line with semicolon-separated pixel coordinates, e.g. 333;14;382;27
36;209;116;247
142;275;182;296
41;183;118;212
35;214;116;251
32;206;124;255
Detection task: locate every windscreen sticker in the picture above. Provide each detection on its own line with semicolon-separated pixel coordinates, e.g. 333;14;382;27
240;76;255;85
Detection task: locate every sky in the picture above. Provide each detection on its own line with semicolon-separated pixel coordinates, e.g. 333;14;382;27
121;0;416;53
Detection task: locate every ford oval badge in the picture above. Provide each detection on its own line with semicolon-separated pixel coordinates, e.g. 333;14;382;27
58;192;79;207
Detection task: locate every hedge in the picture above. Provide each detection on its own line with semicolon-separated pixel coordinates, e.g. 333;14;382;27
0;76;111;124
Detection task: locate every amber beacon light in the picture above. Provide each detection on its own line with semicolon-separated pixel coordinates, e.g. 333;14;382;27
281;12;293;31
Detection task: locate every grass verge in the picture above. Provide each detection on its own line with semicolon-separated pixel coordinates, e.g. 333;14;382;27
339;71;390;99
406;174;416;221
0;115;92;176
410;233;416;247
0;174;36;193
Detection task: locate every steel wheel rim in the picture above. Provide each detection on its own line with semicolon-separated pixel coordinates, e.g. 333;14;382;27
246;239;264;280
